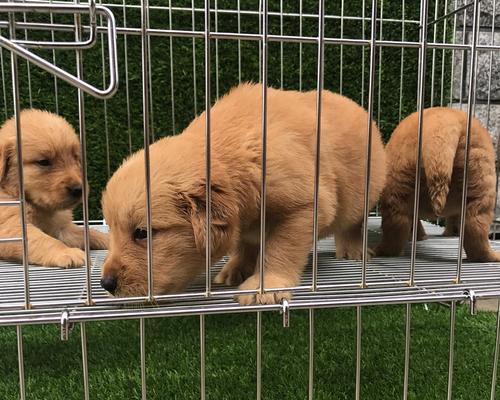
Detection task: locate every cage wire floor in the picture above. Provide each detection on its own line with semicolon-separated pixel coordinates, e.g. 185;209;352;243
1;217;500;324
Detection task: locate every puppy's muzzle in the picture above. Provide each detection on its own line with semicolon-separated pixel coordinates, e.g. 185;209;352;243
67;185;83;199
100;276;118;295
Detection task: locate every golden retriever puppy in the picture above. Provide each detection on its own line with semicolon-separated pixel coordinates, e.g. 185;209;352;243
101;83;386;304
376;107;499;261
0;109;108;267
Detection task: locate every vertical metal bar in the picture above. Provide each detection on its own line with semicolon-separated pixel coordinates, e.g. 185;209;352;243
458;5;467;110
486;0;497;128
204;0;212;297
256;311;262;400
9;7;30;309
99;0;110;178
140;318;147;400
409;0;430;287
449;0;458;106
376;0;383;124
430;0;440;107
398;0;406;121
490;2;499;208
0;32;7;119
440;0;449;106
308;308;315;400
147;25;155;142
360;0;378;287
491;299;500;400
214;0;219;99
339;0;344;94
456;0;480;284
361;0;366;106
200;314;206;400
258;0;262;83
74;5;92;305
192;0;198;114
237;0;242;84
299;0;303;91
280;0;283;89
21;2;32;108
259;0;269;294
122;0;132;153
355;306;362;400
312;0;325;291
81;322;89;400
16;325;25;400
403;303;412;400
168;0;176;133
447;301;457;400
141;0;154;302
49;0;59;114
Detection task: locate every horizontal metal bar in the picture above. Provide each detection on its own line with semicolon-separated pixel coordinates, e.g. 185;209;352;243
1;21;499;51
48;2;423;25
0;237;23;243
0;200;20;206
0;292;473;327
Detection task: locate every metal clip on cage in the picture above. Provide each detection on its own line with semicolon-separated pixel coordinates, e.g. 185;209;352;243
0;0;118;99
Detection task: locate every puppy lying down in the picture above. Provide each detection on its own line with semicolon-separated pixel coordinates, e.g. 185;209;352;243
0;110;108;268
376;107;500;261
101;83;386;304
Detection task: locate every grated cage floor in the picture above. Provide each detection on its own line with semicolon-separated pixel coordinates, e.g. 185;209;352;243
1;217;500;323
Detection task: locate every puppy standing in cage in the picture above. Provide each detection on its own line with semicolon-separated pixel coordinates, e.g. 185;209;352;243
376;107;500;262
101;83;386;304
0;110;108;267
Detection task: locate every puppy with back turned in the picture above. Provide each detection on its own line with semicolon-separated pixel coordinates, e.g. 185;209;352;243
101;83;386;304
376;107;500;261
0;109;108;268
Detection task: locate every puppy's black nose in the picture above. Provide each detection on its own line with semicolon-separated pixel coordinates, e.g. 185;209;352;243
100;277;117;294
68;185;82;198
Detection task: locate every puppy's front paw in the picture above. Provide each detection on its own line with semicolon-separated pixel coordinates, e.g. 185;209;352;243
336;245;374;260
89;229;109;250
214;258;250;286
235;273;293;305
48;248;86;268
374;244;401;257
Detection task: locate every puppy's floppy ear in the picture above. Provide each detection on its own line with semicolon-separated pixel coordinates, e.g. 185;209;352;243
179;181;238;259
0;137;14;184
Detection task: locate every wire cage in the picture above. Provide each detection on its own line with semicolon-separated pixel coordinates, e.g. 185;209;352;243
0;0;500;399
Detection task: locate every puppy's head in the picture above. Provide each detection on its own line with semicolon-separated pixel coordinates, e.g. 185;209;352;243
0;109;82;210
101;146;238;297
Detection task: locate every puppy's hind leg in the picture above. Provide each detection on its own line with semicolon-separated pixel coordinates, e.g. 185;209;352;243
442;215;459;237
215;241;259;286
335;223;372;260
463;198;500;262
375;211;412;257
236;210;312;305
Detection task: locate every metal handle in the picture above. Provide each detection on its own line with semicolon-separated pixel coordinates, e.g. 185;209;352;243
0;1;118;99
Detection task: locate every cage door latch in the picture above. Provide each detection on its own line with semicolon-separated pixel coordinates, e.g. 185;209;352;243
60;309;74;341
280;299;290;328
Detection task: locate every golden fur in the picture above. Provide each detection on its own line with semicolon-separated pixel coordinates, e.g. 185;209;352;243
376;107;500;261
0;109;108;268
101;83;386;304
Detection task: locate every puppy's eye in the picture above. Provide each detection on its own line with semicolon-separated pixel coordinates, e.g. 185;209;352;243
133;228;148;241
36;159;51;167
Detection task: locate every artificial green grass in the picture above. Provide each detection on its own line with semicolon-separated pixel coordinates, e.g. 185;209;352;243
1;304;499;400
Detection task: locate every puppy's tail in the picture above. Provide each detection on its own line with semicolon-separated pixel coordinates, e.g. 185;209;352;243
421;118;462;216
